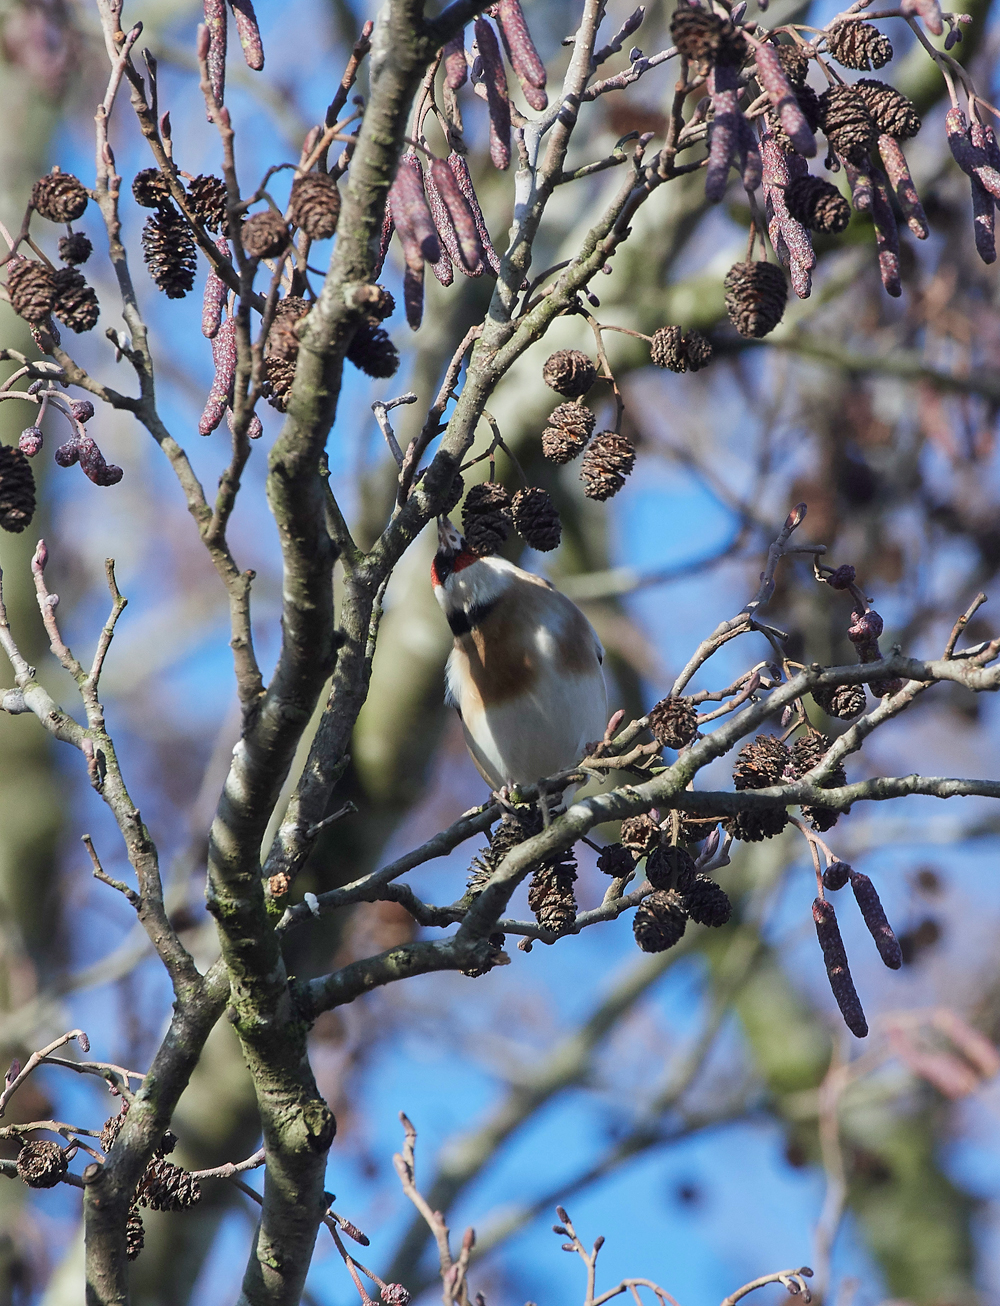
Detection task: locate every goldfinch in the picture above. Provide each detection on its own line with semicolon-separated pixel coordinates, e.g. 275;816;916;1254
431;516;608;791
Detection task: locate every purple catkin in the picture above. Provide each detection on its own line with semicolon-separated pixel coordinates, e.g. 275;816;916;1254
878;134;928;239
228;0;264;70
738;116;762;191
200;317;236;435
761;131;814;296
474;17;511;170
850;871;903;969
19;427;42;456
753;42;816;157
946;107;1000;200
706;67;740;202
844;159;873;212
54;439;80;467
201;237;230;338
390;154;441;266
443;33;468;89
447;153;502;275
428;159;484;275
403;265;424;330
429;245;455;286
496;0;547;110
227;406;263;439
901;0;943;34
971;174;996;264
203;0;227;106
812;898;869;1037
871;171;901;297
77;436;123;486
374;202;394;279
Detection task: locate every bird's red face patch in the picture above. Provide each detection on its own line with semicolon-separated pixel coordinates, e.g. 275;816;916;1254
431;549;479;587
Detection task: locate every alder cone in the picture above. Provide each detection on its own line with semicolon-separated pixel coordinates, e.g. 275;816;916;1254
776;42;809;86
684;329;713;371
645;844;696;892
541;402;594;463
288;172;341;240
32;170;88;222
58;232;92;265
818;85;878;163
264;355;296;411
126;1209;145;1260
7;259;56;322
724;261;787;339
267;296;310;361
462;481;512;556
527;852;578;936
681;873;732;927
726;733;790;842
142;205;197;298
132;167;172;209
542;348;596;397
813;682;866;719
187;173;228;231
633;889;687;953
767;82;821;153
648;695;698;749
346;324;400;378
52;267;99;332
650;325;685;372
16;1140;67;1188
512;486;561;551
242;210;290;259
784;175;851;234
855;78;921;140
620;813;660;856
580;432;635;501
0;445;36;533
137;1158;201;1211
789;729;847;832
596;842;635;878
669;5;744;66
827;20;893;70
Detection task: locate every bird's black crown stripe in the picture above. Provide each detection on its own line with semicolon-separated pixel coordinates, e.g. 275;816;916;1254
448;598;497;636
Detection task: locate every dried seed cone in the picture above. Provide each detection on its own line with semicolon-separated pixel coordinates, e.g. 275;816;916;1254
346;324;400;378
0;445;36;533
187;174;228;232
289;172;341;240
855;79;921;140
726;733;790;842
596;843;635;878
648;695;698;749
776;42;809;86
58;232;92;265
767;83;821;153
126;1208;145;1260
467;812;542;897
580;432;635;501
670;5;743;66
137;1158;202;1211
242;210;290;259
645;844;696;892
541;403;595;463
463;481;512;556
790;729;847;832
32;171;88;222
850;870;902;968
264;355;296;411
17;1139;67;1188
267;296;310;361
633;888;688;953
461;930;507;978
512;486;561;551
684;329;713;371
7;259;56;322
528;853;579;936
813;897;868;1037
651;325;686;372
813;683;866;719
818;85;878;164
100;1108;127;1153
620;813;661;856
724;261;788;339
823;860;851;891
52;267;99;332
827;21;893;70
142;205;197;298
681;873;732;927
132;168;172;209
785;175;851;233
542;349;597;397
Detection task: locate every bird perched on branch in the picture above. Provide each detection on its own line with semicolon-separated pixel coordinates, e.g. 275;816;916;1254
431;516;608;791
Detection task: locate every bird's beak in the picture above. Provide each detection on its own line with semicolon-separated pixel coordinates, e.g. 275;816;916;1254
437;515;464;557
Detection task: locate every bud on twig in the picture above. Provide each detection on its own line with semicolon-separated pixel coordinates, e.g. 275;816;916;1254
474;17;511;170
850;870;902;969
812;898;868;1037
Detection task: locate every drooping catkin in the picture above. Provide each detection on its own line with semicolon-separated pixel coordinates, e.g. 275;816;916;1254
812;898;868;1037
850;870;902;969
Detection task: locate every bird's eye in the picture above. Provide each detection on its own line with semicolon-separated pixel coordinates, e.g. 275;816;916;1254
432;551;454;586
